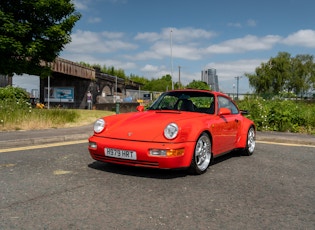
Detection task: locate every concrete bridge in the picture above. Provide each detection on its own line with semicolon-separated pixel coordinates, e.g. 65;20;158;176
39;57;142;109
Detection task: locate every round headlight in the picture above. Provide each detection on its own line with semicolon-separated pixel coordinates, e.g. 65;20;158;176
94;118;105;133
164;123;179;139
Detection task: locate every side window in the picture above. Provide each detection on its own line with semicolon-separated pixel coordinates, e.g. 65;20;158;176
218;96;239;114
218;96;229;109
229;101;239;114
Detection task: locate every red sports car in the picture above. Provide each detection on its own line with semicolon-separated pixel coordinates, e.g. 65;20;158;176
88;89;256;174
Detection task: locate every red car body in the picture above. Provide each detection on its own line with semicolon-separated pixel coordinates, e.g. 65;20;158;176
88;89;256;174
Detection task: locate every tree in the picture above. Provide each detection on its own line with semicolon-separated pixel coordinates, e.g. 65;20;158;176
246;52;291;97
0;0;81;76
143;75;172;91
288;54;315;97
129;74;150;86
246;52;315;98
186;80;210;90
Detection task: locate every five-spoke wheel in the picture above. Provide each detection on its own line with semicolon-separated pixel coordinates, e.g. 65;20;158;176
242;127;256;156
189;133;212;174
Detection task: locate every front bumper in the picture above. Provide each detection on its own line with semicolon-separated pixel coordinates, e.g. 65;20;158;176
88;135;195;169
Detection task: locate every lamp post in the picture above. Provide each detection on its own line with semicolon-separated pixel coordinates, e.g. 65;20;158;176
233;83;236;100
170;28;174;90
47;76;50;109
178;65;181;89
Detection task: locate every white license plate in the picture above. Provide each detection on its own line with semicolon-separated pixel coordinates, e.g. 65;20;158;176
105;148;137;160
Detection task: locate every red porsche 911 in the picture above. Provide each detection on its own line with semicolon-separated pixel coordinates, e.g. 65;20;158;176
88;89;256;174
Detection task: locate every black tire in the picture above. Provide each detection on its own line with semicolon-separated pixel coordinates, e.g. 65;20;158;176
189;133;212;175
242;127;256;156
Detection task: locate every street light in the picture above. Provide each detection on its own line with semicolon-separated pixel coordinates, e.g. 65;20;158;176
170;28;174;90
233;83;236;99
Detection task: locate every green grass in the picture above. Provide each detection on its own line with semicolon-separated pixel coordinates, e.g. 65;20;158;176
0;99;114;131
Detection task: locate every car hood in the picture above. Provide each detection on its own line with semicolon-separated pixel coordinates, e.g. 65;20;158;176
96;110;206;142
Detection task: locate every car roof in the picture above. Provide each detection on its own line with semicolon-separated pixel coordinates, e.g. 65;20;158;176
167;89;230;98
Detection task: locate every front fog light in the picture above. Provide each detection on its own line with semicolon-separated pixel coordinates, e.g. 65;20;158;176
89;142;97;149
149;148;184;157
150;149;167;156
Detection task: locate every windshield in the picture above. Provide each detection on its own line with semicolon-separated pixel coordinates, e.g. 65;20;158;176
148;91;215;114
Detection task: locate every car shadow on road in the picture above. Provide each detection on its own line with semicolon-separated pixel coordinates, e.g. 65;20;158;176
212;150;242;166
88;151;242;179
88;161;189;179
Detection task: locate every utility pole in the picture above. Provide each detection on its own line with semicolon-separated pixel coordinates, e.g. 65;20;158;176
178;65;181;89
235;76;242;100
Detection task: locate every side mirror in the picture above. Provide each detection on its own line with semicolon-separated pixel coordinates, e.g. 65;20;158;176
136;105;145;112
240;110;249;115
219;108;231;116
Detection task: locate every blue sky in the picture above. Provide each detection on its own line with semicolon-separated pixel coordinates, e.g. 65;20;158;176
14;0;315;94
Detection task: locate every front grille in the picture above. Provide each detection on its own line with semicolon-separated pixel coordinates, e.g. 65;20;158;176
91;154;159;168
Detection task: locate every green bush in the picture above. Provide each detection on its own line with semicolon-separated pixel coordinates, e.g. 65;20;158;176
0;87;32;128
238;96;315;134
0;86;29;101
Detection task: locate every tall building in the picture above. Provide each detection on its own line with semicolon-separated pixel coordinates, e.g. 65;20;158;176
201;68;219;91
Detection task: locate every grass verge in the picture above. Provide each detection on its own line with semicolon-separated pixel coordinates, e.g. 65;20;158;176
0;109;115;131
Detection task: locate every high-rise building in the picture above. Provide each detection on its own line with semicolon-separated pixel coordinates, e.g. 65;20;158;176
201;68;219;91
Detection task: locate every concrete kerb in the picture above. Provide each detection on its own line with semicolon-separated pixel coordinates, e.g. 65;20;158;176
256;131;315;146
0;134;91;149
0;129;314;150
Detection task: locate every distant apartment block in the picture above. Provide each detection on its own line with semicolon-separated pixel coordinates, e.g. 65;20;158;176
201;68;219;91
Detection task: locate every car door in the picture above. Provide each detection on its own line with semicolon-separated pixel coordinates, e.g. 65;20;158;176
215;96;240;153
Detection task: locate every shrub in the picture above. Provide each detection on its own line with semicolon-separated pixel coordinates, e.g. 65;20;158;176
238;97;315;134
0;86;29;101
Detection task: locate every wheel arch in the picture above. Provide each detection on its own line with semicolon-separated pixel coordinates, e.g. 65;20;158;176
196;130;213;152
236;122;256;148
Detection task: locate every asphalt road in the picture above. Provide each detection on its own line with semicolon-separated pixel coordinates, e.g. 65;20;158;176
0;142;314;230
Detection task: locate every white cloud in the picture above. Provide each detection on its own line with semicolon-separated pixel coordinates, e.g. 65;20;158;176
205;59;265;80
206;35;282;54
134;32;161;42
125;50;164;61
74;0;127;11
61;52;137;71
87;17;101;23
73;0;89;10
203;59;266;93
101;31;125;39
282;29;315;48
131;27;214;61
164;27;216;43
152;41;202;60
65;30;137;53
135;27;215;44
141;64;160;72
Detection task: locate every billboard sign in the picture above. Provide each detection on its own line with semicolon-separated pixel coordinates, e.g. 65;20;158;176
44;87;74;103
